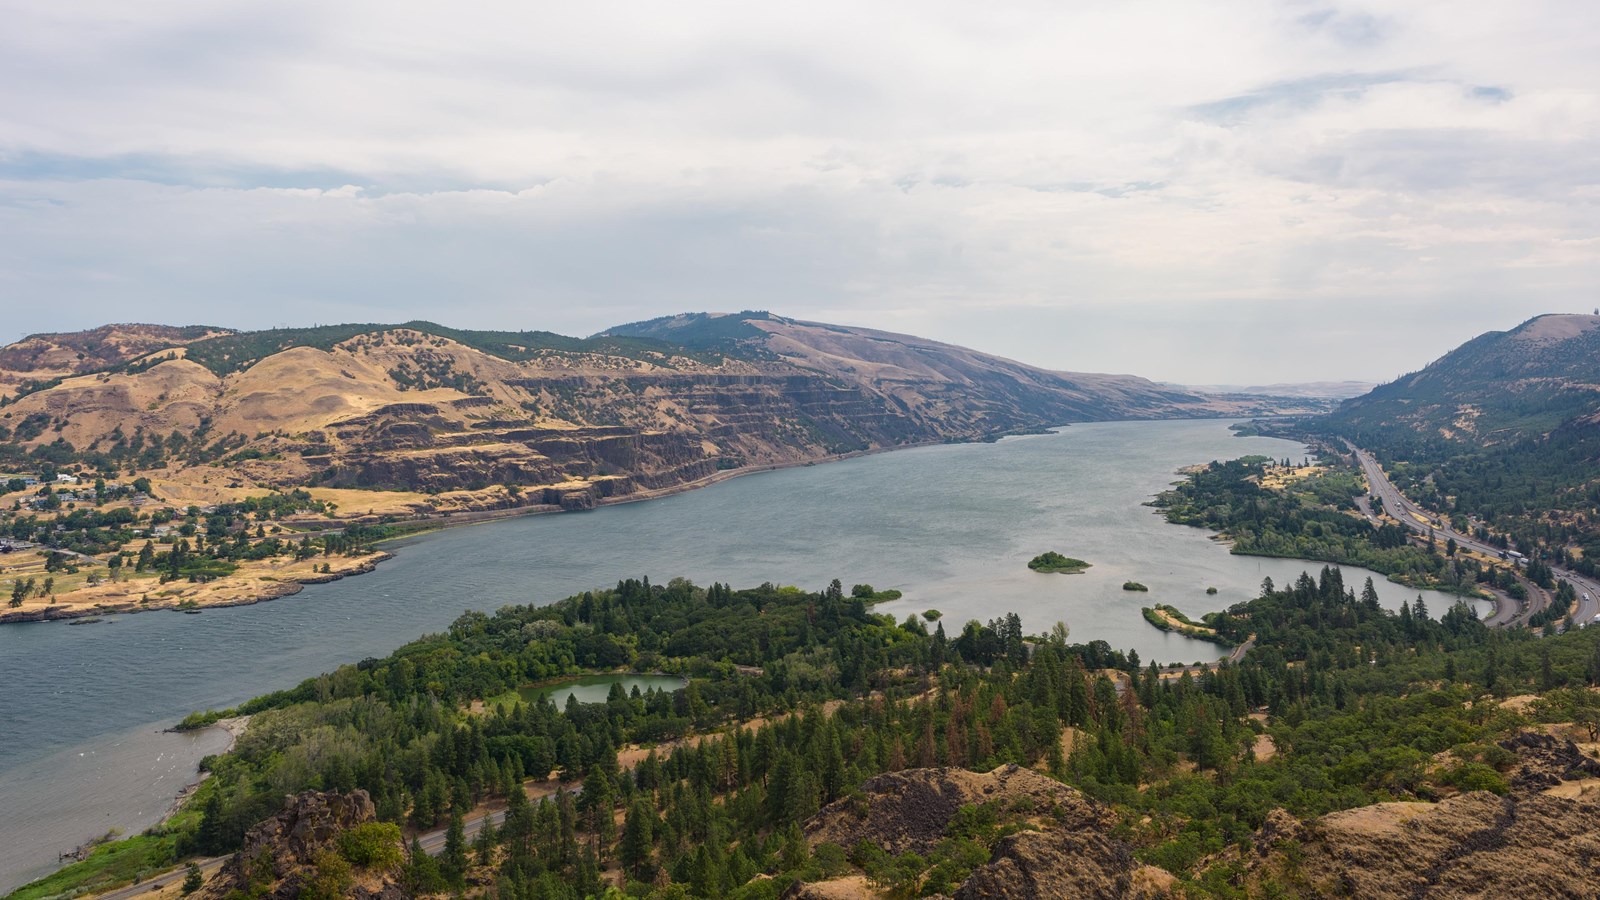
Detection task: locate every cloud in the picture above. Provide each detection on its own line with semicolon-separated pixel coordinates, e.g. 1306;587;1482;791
1;0;1598;382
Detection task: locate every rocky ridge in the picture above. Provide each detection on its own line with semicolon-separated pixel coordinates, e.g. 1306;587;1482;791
1232;732;1600;898
0;316;1300;520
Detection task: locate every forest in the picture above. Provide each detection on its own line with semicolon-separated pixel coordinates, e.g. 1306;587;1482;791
1366;429;1600;577
1154;456;1493;596
18;567;1600;900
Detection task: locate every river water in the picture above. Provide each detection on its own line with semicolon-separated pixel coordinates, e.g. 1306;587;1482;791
0;419;1482;892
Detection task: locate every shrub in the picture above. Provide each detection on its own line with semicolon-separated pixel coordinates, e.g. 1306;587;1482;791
337;822;404;871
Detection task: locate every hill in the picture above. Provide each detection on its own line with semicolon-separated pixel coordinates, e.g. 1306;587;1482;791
15;570;1600;899
0;314;1283;516
1318;312;1600;576
602;311;1230;428
1179;380;1376;400
1325;313;1600;444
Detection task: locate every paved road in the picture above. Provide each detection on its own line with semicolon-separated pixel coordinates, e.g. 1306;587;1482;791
1346;441;1600;629
92;857;226;900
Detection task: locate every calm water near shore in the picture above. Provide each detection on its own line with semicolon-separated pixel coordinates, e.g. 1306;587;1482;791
0;419;1482;892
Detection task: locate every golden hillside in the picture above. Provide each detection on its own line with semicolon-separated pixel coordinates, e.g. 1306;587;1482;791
0;316;1305;519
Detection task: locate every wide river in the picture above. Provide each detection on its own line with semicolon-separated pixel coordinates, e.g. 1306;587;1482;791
0;419;1483;892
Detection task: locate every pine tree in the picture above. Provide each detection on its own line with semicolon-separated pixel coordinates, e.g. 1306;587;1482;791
473;816;497;868
442;809;467;882
1360;577;1381;615
620;798;655;881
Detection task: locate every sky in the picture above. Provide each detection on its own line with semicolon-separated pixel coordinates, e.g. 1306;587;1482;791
1;1;1597;384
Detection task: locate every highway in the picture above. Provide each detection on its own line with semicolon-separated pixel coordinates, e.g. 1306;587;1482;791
1345;441;1600;630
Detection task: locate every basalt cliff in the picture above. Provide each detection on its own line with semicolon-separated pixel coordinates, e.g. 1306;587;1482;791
0;312;1294;519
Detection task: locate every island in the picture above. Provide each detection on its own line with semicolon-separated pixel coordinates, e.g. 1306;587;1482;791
1142;603;1232;645
1027;551;1092;574
1122;581;1149;591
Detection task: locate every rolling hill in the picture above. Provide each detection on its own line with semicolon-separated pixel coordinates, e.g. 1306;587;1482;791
1325;313;1600;445
0;313;1295;520
1319;312;1600;565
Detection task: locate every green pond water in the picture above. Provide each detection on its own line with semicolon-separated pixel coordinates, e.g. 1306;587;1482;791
514;674;687;708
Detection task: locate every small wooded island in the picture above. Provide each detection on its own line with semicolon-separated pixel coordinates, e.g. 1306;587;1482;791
1027;551;1092;573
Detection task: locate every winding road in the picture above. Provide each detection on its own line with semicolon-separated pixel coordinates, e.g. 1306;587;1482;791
1346;441;1600;630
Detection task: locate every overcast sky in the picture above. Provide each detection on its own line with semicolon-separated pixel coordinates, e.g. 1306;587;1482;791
2;1;1597;383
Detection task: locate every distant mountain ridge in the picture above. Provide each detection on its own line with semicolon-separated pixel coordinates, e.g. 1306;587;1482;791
1325;313;1600;444
1317;312;1600;562
0;313;1305;519
1178;381;1377;401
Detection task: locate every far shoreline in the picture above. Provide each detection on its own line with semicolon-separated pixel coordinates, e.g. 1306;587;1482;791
0;432;968;627
3;415;1279;629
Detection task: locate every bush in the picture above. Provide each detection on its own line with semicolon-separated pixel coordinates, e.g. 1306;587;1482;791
338;822;404;870
1438;761;1509;795
300;849;352;900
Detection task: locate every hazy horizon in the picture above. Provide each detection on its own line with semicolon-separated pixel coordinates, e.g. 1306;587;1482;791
4;2;1597;383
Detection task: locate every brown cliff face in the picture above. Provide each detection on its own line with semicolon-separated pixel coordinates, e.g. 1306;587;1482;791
0;316;1291;517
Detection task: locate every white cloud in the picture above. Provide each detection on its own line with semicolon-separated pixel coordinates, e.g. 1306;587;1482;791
1;0;1597;381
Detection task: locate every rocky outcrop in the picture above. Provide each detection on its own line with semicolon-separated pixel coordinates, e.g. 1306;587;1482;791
952;829;1157;900
805;764;1113;857
1233;736;1600;898
203;790;397;900
1498;731;1600;795
802;765;1168;899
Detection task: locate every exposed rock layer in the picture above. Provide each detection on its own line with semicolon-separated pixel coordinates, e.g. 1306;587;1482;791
0;316;1306;519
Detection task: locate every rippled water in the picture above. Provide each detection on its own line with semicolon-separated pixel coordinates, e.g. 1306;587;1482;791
0;419;1480;891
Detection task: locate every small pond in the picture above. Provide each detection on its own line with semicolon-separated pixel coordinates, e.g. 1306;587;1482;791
512;673;687;708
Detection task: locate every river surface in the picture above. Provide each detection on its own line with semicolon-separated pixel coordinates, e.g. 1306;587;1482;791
0;419;1483;892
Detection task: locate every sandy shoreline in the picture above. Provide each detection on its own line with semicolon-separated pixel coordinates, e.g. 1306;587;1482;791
0;553;393;626
158;716;251;825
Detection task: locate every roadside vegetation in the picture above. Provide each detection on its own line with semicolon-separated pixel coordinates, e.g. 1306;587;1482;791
1154;455;1496;597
